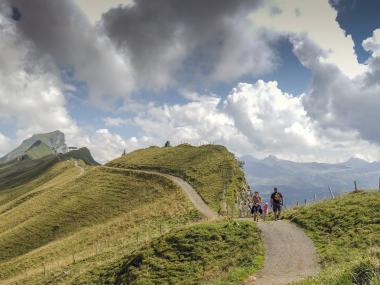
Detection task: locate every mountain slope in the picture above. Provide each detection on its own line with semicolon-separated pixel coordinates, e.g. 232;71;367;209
25;140;55;160
62;147;99;165
243;155;380;205
113;221;263;285
0;147;97;192
107;144;250;214
0;161;201;284
0;130;67;163
285;190;380;284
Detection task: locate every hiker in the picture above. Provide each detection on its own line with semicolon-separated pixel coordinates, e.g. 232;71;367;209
270;187;283;220
262;202;269;221
251;191;262;222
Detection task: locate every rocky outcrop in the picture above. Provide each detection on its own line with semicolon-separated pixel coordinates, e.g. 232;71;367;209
0;130;67;163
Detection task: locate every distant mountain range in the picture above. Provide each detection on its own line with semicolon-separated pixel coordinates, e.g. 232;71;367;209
242;155;380;205
0;130;67;163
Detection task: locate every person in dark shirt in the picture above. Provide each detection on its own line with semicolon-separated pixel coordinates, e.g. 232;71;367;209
270;187;283;220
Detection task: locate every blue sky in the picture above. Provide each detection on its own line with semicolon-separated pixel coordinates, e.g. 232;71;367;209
1;0;380;163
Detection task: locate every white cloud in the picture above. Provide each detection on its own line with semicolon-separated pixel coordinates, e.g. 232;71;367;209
0;132;12;157
224;81;318;152
8;0;134;105
249;0;366;78
117;81;380;163
76;129;150;163
74;0;134;24
103;117;131;127
0;10;79;143
363;29;380;58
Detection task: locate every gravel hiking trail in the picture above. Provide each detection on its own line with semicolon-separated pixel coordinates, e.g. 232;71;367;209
243;220;320;285
74;160;85;176
101;166;218;219
101;166;319;284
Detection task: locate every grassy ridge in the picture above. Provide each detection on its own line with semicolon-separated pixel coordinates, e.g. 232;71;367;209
0;162;200;284
0;147;97;192
114;220;263;285
25;141;55;160
107;144;248;214
0;155;58;191
284;191;380;285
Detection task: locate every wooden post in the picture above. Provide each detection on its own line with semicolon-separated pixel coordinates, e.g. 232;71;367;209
354;181;358;192
378;177;380;190
328;185;335;199
296;201;299;206
304;199;307;205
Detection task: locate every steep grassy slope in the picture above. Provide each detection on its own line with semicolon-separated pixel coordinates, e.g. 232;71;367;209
113;221;263;285
62;147;99;165
0;130;66;163
25;140;55;160
0;155;58;191
107;144;249;214
0;162;200;284
0;147;97;192
284;191;380;285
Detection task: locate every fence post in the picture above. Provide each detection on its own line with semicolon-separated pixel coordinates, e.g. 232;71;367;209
328;185;335;199
378;177;380;190
296;201;299;206
354;181;358;192
304;199;307;205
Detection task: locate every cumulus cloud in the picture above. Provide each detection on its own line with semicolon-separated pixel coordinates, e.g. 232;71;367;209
121;81;380;163
101;0;278;89
288;30;380;146
0;8;79;142
103;117;131;127
363;29;380;58
224;81;318;153
75;129;151;163
0;132;12;157
8;0;134;103
249;0;366;78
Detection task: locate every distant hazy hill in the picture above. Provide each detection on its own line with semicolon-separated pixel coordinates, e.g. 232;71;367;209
0;130;67;163
242;155;380;205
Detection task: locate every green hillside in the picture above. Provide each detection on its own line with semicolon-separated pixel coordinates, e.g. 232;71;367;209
107;144;250;214
25;140;55;160
0;147;97;192
112;220;263;285
62;147;99;165
284;191;380;285
0;161;200;284
0;154;57;191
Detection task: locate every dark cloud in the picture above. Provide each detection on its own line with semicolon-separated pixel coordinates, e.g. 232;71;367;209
101;0;278;89
6;0;134;102
292;35;380;144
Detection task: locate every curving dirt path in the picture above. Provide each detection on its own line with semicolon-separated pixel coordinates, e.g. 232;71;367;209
74;160;85;176
101;166;319;284
101;166;218;219
244;220;320;285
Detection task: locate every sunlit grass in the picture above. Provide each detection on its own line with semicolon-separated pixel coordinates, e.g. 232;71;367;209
107;144;247;214
0;162;200;284
284;191;380;285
